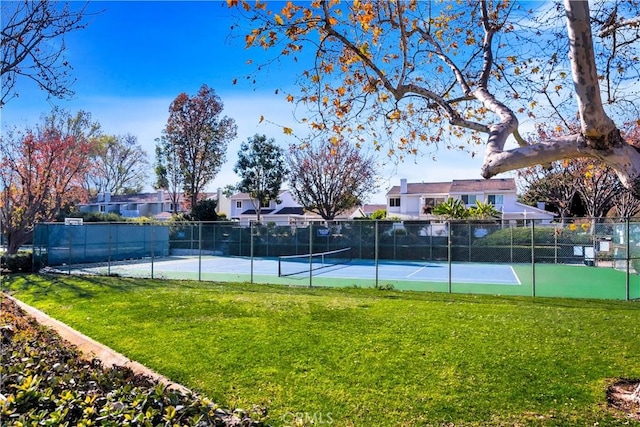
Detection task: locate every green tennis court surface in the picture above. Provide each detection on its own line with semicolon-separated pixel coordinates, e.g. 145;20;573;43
62;255;640;300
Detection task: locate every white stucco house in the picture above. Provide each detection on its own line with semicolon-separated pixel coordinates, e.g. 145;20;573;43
229;190;366;226
79;189;231;220
386;178;555;223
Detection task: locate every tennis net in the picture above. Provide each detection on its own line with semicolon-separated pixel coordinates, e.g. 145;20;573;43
278;247;352;277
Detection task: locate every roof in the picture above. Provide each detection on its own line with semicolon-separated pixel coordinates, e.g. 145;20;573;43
275;207;305;215
86;191;218;205
386;178;516;196
229;190;288;200
240;209;275;215
449;178;515;193
362;204;386;214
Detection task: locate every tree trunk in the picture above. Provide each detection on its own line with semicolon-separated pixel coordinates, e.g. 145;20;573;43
6;229;31;255
483;1;640;197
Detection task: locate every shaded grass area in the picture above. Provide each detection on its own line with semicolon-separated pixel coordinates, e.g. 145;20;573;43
3;274;640;426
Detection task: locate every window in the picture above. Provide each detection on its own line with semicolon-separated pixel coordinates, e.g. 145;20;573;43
424;197;445;207
423;197;445;214
389;197;401;207
236;201;242;209
99;205;105;212
461;194;477;205
487;194;504;205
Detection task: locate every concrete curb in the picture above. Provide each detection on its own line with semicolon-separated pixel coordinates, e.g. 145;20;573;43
4;293;191;395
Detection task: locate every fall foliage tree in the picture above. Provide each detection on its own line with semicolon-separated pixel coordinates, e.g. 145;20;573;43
0;109;96;254
87;134;150;196
570;159;622;220
287;140;378;220
518;162;578;221
234;134;288;222
163;84;237;211
230;0;640;195
1;1;91;106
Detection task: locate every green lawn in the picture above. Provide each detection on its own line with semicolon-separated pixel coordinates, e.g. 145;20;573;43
3;274;640;426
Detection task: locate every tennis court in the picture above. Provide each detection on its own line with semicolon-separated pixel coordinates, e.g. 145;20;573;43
37;220;640;300
70;255;518;283
58;251;639;300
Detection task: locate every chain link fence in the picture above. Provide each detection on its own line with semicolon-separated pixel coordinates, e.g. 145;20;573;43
33;218;640;300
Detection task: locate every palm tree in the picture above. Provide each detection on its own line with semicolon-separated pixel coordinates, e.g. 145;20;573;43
468;200;501;220
432;198;469;220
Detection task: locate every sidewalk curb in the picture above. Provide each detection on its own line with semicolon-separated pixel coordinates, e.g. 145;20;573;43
3;293;191;395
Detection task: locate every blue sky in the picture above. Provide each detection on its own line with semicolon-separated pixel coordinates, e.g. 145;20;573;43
2;1;489;204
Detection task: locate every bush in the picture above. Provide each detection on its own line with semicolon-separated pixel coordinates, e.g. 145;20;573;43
474;226;593;246
1;251;33;273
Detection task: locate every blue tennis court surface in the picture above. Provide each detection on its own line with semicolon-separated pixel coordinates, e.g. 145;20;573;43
70;256;521;286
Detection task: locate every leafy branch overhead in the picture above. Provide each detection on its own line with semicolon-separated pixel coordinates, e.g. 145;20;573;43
1;1;91;106
229;0;640;195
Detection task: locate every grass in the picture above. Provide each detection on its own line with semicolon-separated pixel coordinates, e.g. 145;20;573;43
3;273;640;426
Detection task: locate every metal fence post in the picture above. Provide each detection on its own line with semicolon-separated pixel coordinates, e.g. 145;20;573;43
468;222;472;262
151;223;155;279
375;220;379;288
198;222;202;282
309;222;313;288
531;220;536;297
447;221;452;294
107;222;112;276
510;225;514;264
68;225;72;275
626;217;630;301
250;221;254;284
554;223;558;264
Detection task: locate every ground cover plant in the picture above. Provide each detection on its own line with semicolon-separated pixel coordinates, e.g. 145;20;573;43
3;274;640;426
0;295;266;426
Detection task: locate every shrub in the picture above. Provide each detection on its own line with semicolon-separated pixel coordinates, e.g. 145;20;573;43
1;251;33;273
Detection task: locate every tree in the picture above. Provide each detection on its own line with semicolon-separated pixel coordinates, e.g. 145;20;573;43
154;135;183;214
230;0;640;196
190;199;219;222
87;134;149;196
163;84;237;211
431;198;470;220
1;1;91;106
287;140;378;221
0;110;95;253
571;159;622;220
611;190;640;219
370;209;386;220
222;184;237;198
518;162;578;222
468;200;501;220
234;134;288;222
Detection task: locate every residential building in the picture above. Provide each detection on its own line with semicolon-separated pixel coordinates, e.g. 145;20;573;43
386;178;555;223
229;190;366;226
79;189;231;220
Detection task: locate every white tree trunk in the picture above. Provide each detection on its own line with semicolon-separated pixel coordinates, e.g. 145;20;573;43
482;0;640;197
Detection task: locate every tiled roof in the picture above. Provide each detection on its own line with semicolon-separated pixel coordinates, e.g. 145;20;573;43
449;178;515;192
362;204;387;214
386;182;451;196
386;179;515;196
87;191;217;204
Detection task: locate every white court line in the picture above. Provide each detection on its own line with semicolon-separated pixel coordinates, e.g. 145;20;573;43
406;265;429;278
510;266;522;285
